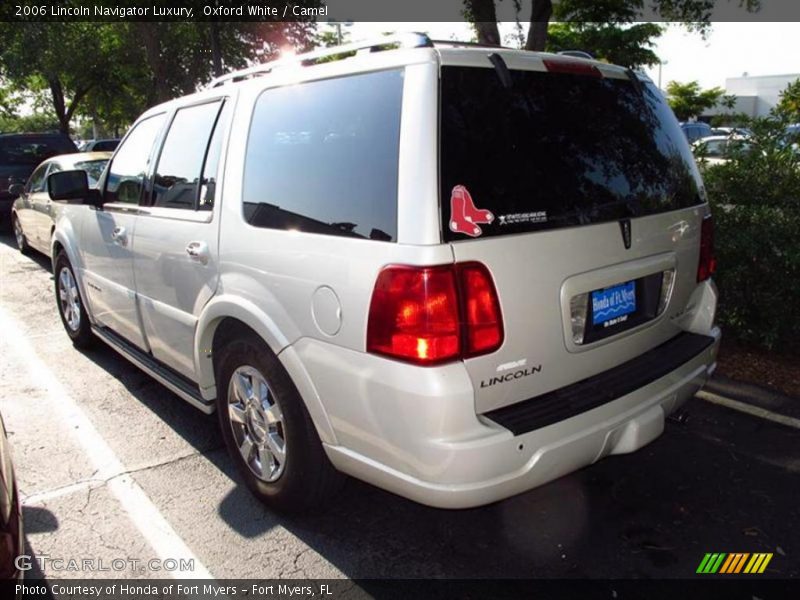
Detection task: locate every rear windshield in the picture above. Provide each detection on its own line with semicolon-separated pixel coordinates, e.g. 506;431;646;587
0;136;76;166
440;66;702;241
73;159;110;187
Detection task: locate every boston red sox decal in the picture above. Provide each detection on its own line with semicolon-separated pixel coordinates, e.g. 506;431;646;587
449;185;494;237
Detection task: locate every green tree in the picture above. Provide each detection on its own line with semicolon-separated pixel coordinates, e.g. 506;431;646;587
777;78;800;121
0;20;320;136
0;22;116;134
702;113;800;350
463;0;760;51
545;22;664;68
665;80;725;121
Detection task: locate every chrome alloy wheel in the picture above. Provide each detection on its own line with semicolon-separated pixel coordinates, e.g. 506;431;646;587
227;365;287;482
58;267;81;332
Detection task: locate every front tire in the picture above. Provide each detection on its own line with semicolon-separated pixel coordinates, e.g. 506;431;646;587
54;252;93;348
215;333;343;513
12;215;30;255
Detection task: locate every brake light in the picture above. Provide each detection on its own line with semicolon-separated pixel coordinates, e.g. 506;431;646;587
697;215;717;282
458;262;504;356
542;59;602;78
367;263;504;365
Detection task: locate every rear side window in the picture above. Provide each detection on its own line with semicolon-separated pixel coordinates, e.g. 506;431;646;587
199;102;232;210
243;69;403;242
152;101;222;210
440;67;702;241
105;114;166;205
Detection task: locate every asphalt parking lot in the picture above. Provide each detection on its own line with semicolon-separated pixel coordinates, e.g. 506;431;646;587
0;233;798;582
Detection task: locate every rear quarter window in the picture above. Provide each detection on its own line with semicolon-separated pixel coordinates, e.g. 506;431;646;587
242;69;404;242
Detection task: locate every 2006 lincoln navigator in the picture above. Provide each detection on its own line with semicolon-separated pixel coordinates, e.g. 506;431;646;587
47;34;719;511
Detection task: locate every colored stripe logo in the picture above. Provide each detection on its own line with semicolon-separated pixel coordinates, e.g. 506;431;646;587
697;553;773;574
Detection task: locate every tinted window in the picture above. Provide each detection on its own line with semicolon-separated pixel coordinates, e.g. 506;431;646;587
0;136;76;166
199;102;231;210
105;115;166;204
26;163;50;193
73;159;110;188
243;69;403;241
92;140;119;152
440;67;702;240
151;102;221;210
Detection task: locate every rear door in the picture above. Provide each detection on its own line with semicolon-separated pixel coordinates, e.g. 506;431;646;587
439;59;708;413
80;113;166;350
131;98;231;380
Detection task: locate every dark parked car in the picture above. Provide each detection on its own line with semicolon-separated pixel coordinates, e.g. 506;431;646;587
679;121;712;143
0;133;77;230
0;412;23;581
81;139;120;152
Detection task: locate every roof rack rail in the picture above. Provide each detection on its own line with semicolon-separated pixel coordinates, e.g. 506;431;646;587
208;32;433;88
429;39;510;50
557;50;595;60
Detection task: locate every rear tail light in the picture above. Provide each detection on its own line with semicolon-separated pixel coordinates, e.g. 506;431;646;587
697;215;717;282
367;262;503;365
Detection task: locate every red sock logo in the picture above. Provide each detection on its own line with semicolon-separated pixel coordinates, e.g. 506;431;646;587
449;185;494;237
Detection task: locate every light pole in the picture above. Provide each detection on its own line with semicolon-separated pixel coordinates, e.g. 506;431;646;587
328;19;353;45
658;59;669;90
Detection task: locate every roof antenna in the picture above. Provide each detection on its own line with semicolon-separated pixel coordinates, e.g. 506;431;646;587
488;53;513;89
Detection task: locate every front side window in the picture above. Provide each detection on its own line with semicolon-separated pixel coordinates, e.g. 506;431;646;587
104;114;166;205
242;69;404;241
26;162;50;193
151;101;223;210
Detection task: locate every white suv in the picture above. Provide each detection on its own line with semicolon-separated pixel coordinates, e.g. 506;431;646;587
48;34;720;511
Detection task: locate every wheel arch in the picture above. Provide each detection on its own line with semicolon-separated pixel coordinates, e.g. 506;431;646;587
51;228;95;325
195;298;337;445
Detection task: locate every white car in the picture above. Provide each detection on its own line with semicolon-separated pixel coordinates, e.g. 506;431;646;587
46;34;720;511
692;135;751;167
11;152;111;256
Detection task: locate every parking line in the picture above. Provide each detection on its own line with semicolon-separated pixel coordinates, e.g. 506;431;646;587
0;307;214;580
696;389;800;431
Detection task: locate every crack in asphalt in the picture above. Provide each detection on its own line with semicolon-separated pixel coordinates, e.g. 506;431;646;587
23;445;225;506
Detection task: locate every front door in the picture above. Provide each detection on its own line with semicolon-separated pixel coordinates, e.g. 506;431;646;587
79;113;167;350
132;99;230;379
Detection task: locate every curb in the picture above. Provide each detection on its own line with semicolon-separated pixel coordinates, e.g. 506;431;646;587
704;374;800;421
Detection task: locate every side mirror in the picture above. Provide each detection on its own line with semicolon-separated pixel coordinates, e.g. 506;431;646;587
8;183;24;197
47;170;97;205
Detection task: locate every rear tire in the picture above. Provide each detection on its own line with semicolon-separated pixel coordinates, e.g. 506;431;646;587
215;333;344;513
12;215;30;255
54;252;93;348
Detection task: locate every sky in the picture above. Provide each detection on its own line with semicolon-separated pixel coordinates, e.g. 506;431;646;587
346;22;800;91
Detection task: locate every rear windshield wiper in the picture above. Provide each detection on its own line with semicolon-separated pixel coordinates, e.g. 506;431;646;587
488;53;513;89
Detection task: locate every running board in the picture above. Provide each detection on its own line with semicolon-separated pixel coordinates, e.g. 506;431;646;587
92;326;215;414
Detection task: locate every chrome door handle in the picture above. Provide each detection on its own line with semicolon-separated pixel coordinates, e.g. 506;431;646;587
111;226;127;246
185;241;210;264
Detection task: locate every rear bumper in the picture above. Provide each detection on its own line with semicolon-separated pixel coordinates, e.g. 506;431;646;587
292;327;720;509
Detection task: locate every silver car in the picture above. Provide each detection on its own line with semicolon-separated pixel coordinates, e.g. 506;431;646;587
47;34;720;511
12;151;111;256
